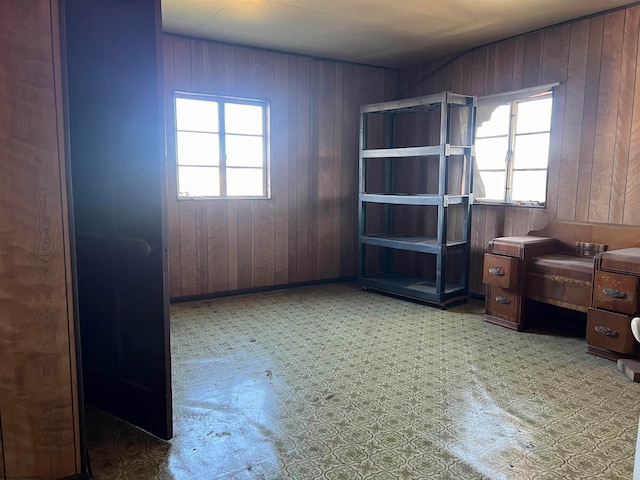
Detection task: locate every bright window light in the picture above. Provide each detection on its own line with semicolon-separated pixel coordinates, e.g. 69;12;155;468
475;91;553;205
174;93;269;199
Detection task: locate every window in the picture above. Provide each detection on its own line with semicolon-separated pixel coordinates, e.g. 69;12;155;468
174;93;269;198
474;87;554;206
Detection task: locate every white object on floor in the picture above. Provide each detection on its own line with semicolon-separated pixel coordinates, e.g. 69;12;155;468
635;416;640;480
631;317;640;343
633;318;640;480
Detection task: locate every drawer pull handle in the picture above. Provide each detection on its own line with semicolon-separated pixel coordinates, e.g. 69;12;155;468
603;288;626;299
495;296;511;305
488;267;505;276
594;325;619;337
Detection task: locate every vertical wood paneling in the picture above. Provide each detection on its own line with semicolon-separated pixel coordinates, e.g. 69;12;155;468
332;63;344;277
483;45;496;95
165;35;396;298
207;201;229;292
295;56;311;282
493;39;515;93
470;49;486;96
610;7;640;224
201;41;224;93
512;37;525;90
251;50;276;287
589;11;625;223
340;63;357;276
273;53;290;285
168;3;640;299
317;61;336;278
308;60;320;281
470;205;487;294
398;4;640;295
624;11;640;225
576;16;603;222
287;58;299;280
0;0;80;476
522;32;544;88
556;20;590;221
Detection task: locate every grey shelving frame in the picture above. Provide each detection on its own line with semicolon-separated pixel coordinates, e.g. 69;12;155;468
358;91;477;306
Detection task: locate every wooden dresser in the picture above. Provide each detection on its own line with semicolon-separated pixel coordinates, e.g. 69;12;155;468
587;248;640;360
483;222;640;361
484;236;557;330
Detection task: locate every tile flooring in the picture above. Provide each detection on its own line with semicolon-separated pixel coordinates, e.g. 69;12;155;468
86;282;640;479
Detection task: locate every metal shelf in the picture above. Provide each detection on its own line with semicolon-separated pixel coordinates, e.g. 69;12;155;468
361;91;475;115
360;193;470;206
360;234;466;253
361;274;466;305
361;145;472;159
358;91;476;307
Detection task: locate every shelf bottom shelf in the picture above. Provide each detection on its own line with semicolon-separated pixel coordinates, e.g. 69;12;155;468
360;274;467;306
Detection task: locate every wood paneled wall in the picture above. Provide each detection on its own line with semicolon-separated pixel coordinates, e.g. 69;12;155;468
0;0;81;477
164;35;397;299
398;4;640;294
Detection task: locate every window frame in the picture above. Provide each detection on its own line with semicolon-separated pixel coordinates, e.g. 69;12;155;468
473;84;557;208
173;91;271;200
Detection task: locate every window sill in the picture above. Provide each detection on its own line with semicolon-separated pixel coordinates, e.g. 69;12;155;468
177;195;272;201
473;200;546;208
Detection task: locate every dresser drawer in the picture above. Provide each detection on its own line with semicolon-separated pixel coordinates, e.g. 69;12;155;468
593;271;639;315
586;308;635;354
487;286;518;320
483;254;519;289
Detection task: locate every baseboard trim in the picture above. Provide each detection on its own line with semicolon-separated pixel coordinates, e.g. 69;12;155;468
170;276;358;304
60;471;91;480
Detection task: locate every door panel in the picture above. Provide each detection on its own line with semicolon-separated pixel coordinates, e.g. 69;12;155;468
64;0;172;439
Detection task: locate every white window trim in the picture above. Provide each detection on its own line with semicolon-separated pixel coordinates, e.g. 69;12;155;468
174;91;271;200
473;82;559;207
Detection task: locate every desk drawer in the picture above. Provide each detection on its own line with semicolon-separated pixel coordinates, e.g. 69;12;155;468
593;271;639;315
487;286;518;320
586;308;635;354
483;254;519;289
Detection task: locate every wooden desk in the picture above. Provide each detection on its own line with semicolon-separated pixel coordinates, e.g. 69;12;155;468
588;248;640;360
483;222;640;360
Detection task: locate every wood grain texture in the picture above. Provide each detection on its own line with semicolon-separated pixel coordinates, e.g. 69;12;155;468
625;8;640;225
556;20;590;221
522;31;544;88
165;35;396;298
0;0;80;477
609;6;640;224
167;4;640;298
273;53;290;284
576;16;604;222
589;11;625;223
398;4;640;294
493;39;515;93
536;24;570;226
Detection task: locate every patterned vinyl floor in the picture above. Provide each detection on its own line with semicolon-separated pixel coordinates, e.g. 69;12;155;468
86;282;640;479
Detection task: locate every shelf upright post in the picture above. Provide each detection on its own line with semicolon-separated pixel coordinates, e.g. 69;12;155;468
358;107;368;280
358;91;476;306
383;112;395;274
462;96;477;294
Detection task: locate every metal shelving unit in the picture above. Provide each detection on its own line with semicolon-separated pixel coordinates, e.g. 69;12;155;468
358;91;477;306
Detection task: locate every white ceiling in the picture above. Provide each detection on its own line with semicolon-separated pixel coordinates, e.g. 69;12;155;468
162;0;633;68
